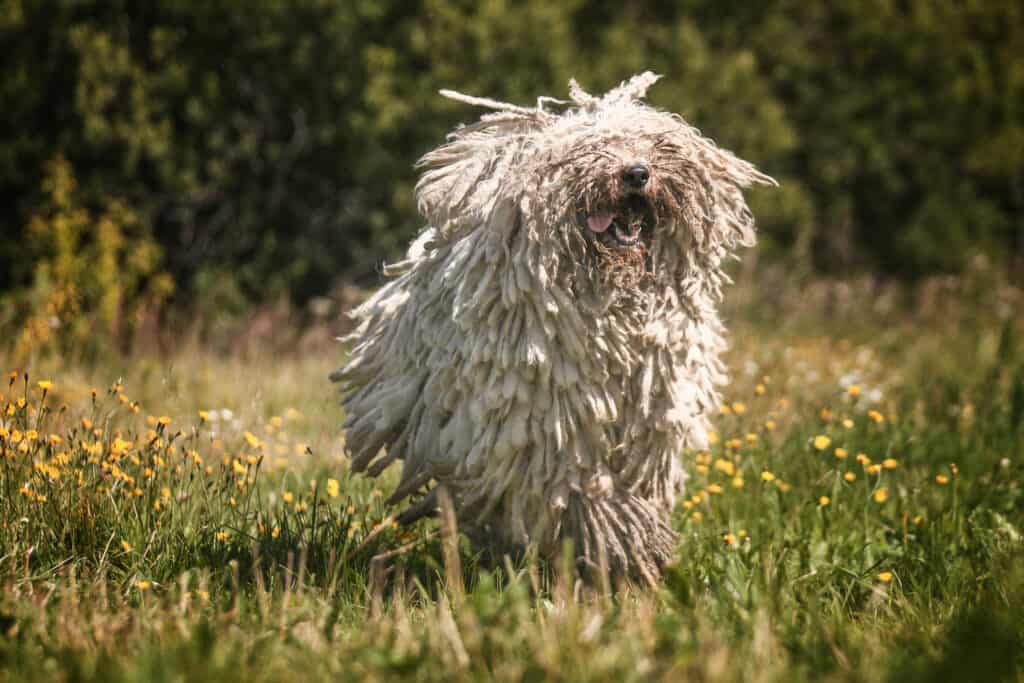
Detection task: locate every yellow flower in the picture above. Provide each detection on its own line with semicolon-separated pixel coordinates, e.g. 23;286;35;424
847;385;861;397
24;429;38;441
216;530;229;542
754;384;766;395
121;540;133;553
707;431;720;444
161;487;171;500
228;497;236;507
295;501;308;512
877;571;894;583
776;480;791;493
813;435;831;450
873;487;889;504
714;459;735;476
243;431;263;449
282;491;294;504
723;533;737;546
867;410;884;424
731;402;747;415
271;527;280;538
326;478;340;498
761;471;776;482
232;459;246;475
935;474;950;485
137;579;152;591
834;447;848;459
913;514;924;525
37;380;53;391
158;416;172;426
691;511;703;522
720;404;732;415
819;496;830;507
745;433;758;444
856;453;871;465
696;465;710;475
731;476;745;488
820;408;833;421
764;420;776;431
844;472;857;482
841;418;854;429
726;438;743;450
707;484;723;494
867;464;882;475
198;410;209;421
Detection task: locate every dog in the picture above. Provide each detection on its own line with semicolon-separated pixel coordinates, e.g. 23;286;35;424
331;73;774;584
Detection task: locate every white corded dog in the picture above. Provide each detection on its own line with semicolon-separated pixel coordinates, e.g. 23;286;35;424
332;73;774;584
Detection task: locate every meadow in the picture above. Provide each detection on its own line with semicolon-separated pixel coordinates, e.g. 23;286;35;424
0;272;1022;682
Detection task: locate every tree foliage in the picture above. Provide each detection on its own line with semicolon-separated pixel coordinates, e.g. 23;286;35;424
1;0;1020;337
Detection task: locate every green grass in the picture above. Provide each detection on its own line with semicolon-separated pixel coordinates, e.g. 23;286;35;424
1;287;1022;682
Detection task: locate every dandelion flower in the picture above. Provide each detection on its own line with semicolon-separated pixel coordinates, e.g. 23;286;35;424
842;418;854;429
158;416;171;426
764;420;776;431
761;471;776;482
776;480;792;493
137;580;152;591
282;491;295;504
720;404;732;415
216;530;229;542
121;540;133;553
731;476;745;488
198;410;209;421
691;511;703;522
813;435;831;450
755;384;766;395
271;527;280;539
834;447;848;459
819;496;830;507
883;458;898;469
708;431;720;444
935;474;949;485
877;571;894;583
820;408;833;421
326;479;340;498
37;380;53;391
856;453;871;465
847;385;861;397
707;484;723;494
913;515;924;525
867;410;884;424
844;472;857;482
867;464;882;475
714;459;735;476
873;487;889;504
243;431;263;449
731;402;747;415
723;533;737;546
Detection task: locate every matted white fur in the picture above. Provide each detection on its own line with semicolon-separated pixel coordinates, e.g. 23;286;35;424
332;73;774;584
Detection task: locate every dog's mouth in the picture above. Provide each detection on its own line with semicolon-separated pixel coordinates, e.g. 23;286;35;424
584;194;655;249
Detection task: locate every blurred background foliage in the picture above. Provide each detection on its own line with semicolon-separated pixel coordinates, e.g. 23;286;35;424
1;0;1022;357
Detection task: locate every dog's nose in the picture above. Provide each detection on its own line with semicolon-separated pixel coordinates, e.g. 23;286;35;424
623;164;650;189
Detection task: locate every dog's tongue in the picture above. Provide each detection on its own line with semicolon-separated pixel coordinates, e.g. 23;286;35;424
587;213;614;233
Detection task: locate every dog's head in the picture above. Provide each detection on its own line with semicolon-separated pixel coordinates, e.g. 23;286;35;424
416;73;775;295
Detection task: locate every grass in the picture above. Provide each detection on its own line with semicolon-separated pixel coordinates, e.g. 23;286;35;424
0;277;1022;682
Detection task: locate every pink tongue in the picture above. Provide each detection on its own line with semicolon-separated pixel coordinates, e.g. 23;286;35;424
587;213;614;233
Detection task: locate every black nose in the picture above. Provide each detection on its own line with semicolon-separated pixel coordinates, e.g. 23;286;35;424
623;164;650;188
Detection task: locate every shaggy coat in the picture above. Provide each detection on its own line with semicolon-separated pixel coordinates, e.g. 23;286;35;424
332;73;774;583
